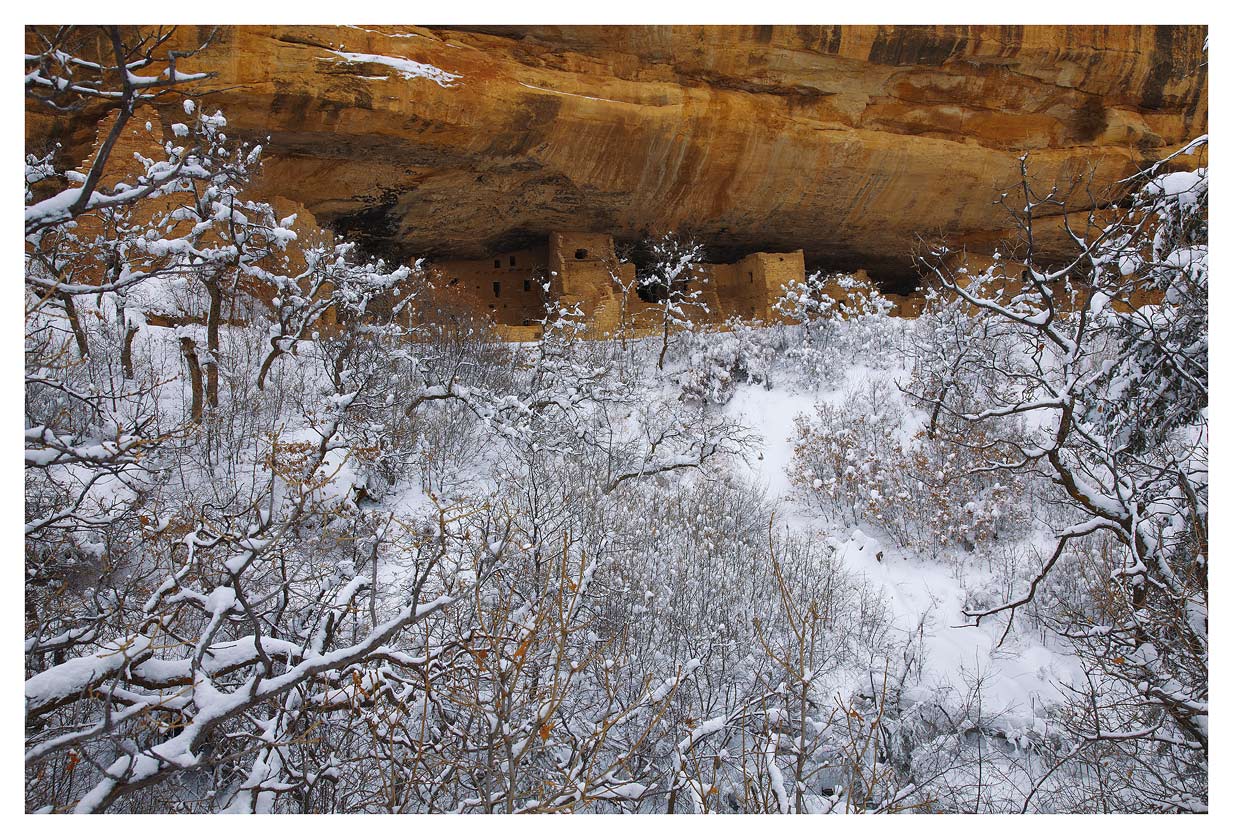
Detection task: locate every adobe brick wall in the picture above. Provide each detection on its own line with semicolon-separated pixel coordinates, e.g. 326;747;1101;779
430;244;552;326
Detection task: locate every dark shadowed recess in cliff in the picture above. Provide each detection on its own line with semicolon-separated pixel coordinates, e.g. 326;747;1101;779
330;198;403;264
805;254;922;294
325;204;924;297
616;237;922;294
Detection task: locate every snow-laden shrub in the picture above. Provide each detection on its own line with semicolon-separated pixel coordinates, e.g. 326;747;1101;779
676;318;775;404
773;270;893;325
768;272;905;389
788;385;1029;552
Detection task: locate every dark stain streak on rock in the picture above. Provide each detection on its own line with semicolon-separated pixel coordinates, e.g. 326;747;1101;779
485;93;562;158
868;26;969;67
1072;95;1109;143
1140;25;1176;112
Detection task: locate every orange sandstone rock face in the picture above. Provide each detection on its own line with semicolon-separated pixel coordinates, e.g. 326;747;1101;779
32;25;1208;281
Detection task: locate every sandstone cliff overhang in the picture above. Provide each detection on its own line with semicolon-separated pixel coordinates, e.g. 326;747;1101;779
27;24;1208;282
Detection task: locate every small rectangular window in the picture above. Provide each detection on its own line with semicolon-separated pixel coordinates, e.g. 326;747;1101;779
509;255;517;267
574;248;588;260
523;279;531;292
748;272;754;283
494;259;501;268
493;281;501;298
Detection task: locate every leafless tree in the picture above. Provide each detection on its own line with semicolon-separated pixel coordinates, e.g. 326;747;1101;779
909;143;1208;811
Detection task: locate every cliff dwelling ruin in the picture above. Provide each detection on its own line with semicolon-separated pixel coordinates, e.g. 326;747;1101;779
427;231;921;339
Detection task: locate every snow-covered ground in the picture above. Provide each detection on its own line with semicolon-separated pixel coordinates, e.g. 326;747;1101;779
724;366;1083;739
